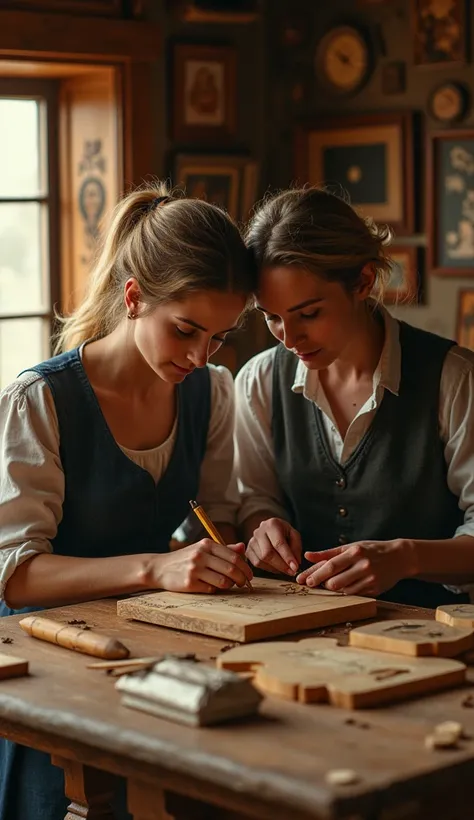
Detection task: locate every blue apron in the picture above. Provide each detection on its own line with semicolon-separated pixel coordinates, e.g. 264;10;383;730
0;349;211;820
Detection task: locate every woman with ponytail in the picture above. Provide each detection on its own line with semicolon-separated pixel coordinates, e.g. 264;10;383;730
0;183;255;820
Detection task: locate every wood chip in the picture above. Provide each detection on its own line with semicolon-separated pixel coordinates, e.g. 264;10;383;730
325;768;359;786
425;730;459;750
434;721;463;741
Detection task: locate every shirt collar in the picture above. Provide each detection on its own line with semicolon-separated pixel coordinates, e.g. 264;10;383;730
291;305;401;398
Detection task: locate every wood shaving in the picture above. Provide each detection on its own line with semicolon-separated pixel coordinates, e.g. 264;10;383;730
325;768;359;786
434;721;463;740
425;721;464;750
462;693;474;708
219;643;239;653
344;718;370;729
425;732;458;750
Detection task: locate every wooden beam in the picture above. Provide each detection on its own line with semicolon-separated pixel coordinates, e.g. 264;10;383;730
0;10;161;61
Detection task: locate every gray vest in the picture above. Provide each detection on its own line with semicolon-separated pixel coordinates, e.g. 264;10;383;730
272;321;467;607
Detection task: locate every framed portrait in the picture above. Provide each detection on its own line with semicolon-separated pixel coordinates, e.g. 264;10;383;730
295;112;415;234
427;130;474;275
413;0;466;66
385;246;420;304
174;154;258;221
173;44;237;142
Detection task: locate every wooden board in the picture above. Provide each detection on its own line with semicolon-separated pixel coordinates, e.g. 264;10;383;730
436;603;474;629
117;579;377;642
349;619;474;657
0;652;28;680
217;637;466;708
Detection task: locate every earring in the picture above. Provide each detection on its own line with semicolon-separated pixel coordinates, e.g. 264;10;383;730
127;309;136;320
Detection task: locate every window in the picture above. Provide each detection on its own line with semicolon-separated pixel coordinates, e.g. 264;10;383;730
0;79;59;390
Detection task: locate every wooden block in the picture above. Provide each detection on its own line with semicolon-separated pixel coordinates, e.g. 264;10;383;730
349;619;474;658
0;652;29;680
217;637;466;708
117;579;377;643
436;603;474;629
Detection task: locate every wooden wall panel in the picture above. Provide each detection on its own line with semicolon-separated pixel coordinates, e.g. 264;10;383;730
59;69;119;310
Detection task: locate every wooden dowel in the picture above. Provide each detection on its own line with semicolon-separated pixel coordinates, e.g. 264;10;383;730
19;616;129;660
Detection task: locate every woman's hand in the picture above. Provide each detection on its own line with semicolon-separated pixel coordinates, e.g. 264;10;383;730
246;518;301;576
296;539;417;596
148;539;253;593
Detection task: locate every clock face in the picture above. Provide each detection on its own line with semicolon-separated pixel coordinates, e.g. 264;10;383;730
430;83;467;123
316;27;370;94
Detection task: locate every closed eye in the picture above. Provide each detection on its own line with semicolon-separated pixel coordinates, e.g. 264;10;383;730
176;326;196;338
300;309;321;319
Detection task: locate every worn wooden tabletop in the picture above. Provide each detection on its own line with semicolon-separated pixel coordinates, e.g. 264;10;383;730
0;598;474;820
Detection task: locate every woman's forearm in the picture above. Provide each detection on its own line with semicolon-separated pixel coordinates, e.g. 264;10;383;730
412;535;474;584
4;551;156;609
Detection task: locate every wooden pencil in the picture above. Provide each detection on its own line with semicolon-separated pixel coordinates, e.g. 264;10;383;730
189;500;253;591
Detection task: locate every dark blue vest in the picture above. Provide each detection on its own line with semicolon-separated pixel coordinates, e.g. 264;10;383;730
28;347;210;558
272;321;468;609
0;347;211;820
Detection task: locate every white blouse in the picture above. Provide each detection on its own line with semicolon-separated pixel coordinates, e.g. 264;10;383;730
0;363;239;599
235;308;474;542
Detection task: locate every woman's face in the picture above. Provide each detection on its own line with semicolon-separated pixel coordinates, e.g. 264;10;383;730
256;265;370;370
125;283;246;383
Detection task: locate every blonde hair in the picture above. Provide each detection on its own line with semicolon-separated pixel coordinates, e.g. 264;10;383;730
55;181;255;353
245;186;393;301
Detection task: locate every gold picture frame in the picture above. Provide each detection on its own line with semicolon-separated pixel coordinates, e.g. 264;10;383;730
295;112;415;234
456;290;474;349
385;246;420;304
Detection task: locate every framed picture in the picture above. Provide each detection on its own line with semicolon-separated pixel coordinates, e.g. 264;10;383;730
456;290;474;349
295;112;414;234
6;0;122;13
413;0;466;66
174;154;258;221
427;130;474;275
168;0;260;24
173;44;237;143
385;246;420;304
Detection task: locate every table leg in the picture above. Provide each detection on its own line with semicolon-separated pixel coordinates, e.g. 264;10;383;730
127;779;173;820
127;779;252;820
51;755;117;819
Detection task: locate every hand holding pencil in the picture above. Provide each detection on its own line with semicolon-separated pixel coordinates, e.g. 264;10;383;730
190;500;253;591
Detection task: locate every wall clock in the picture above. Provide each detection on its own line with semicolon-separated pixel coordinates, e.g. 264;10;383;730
315;26;372;96
428;82;469;124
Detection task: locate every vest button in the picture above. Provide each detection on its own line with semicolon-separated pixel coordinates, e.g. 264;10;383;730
338;535;348;545
336;476;346;489
339;507;348;517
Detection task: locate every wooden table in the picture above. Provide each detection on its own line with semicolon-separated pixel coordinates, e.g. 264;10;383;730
1;599;474;820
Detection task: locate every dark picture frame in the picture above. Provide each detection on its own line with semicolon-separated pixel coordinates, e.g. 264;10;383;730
427;130;474;275
412;0;466;67
173;44;237;143
174;154;258;221
295;112;415;234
